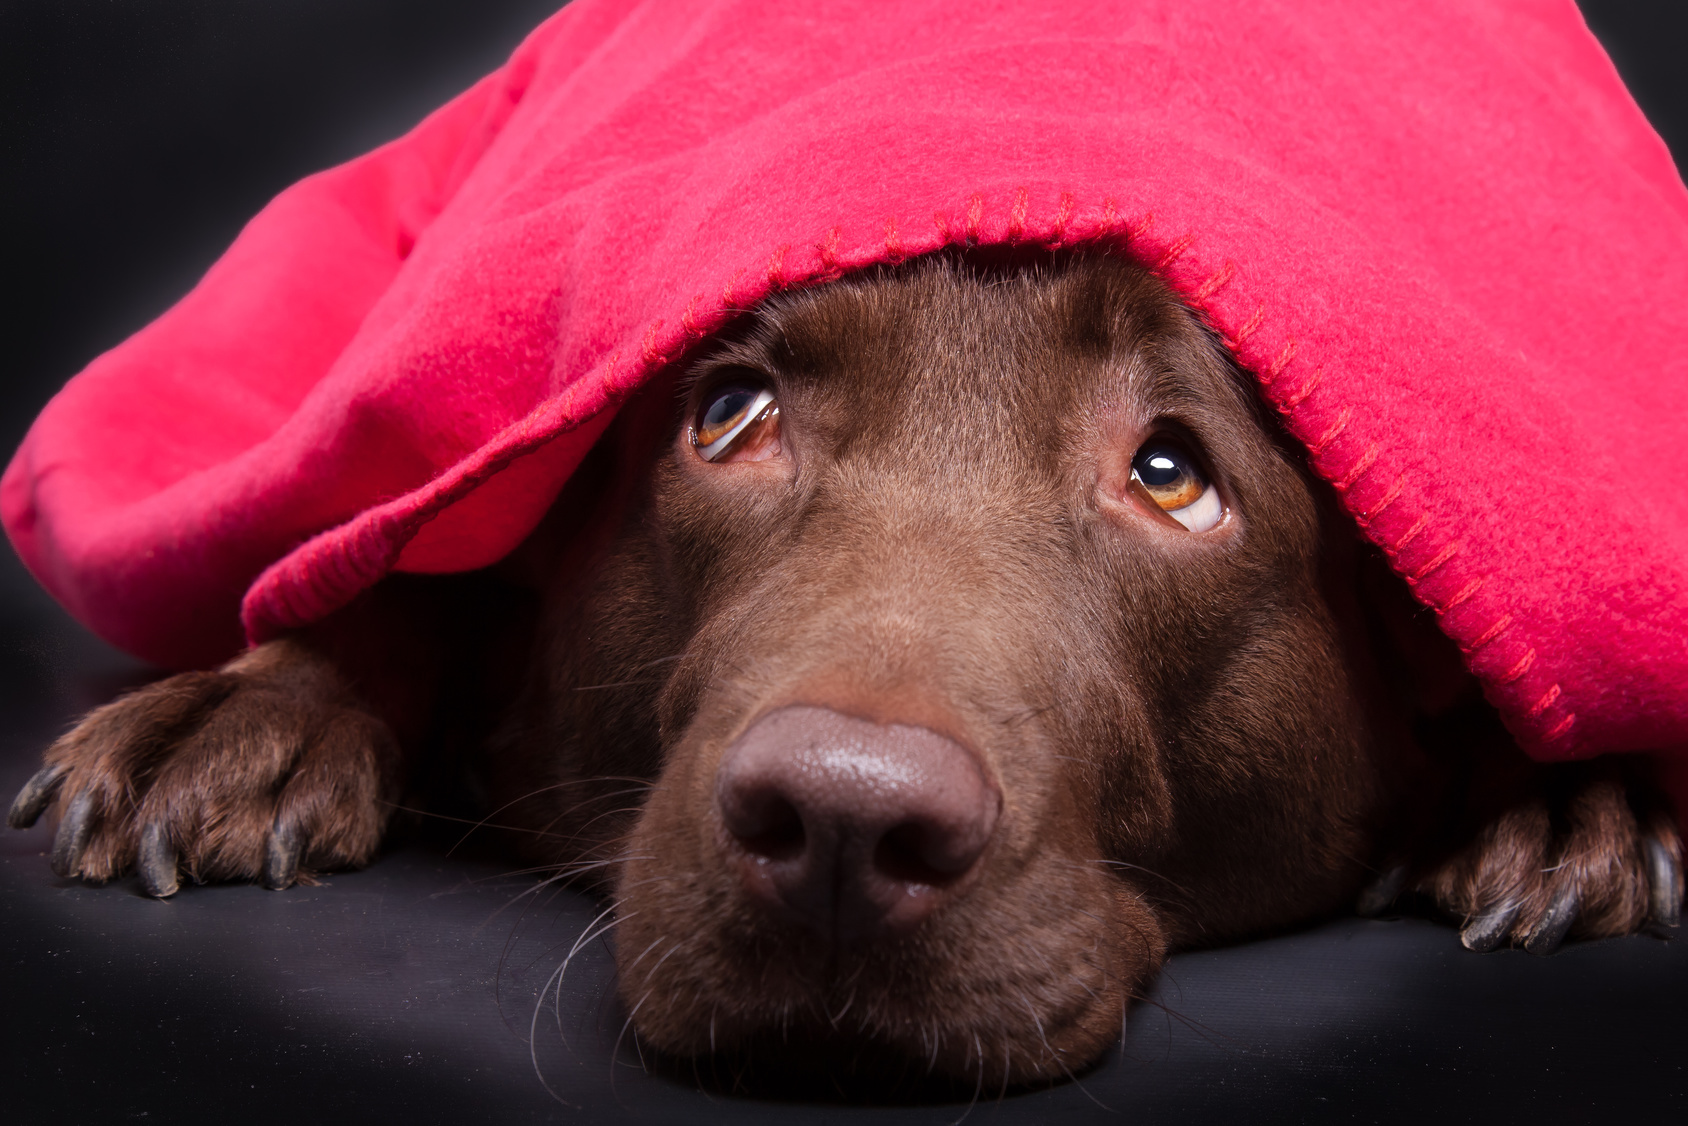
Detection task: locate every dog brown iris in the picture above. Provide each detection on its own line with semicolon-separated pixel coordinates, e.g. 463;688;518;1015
694;383;780;462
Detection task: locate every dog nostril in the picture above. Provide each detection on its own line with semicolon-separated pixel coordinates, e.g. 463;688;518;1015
873;820;966;887
729;791;806;862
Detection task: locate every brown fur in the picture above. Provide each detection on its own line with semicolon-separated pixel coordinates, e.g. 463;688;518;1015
12;251;1680;1089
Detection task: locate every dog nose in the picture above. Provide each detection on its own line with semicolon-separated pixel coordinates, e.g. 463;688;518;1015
715;706;1000;941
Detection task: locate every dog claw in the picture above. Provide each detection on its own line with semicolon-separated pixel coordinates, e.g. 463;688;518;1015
1523;886;1579;955
49;790;95;879
262;819;302;891
8;763;68;830
137;822;180;898
1644;836;1681;927
1356;863;1408;917
1459;903;1518;952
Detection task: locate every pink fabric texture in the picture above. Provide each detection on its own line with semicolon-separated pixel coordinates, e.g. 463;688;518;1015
6;0;1687;791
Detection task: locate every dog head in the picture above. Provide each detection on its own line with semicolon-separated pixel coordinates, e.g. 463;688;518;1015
493;251;1413;1087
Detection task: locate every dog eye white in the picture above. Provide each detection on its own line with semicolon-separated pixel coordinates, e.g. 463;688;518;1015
694;385;778;461
1130;439;1223;532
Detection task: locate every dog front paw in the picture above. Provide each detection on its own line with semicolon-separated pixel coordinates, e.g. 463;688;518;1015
1415;759;1681;954
7;639;399;896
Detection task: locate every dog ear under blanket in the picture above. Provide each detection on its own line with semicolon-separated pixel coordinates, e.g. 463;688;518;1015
4;0;1686;803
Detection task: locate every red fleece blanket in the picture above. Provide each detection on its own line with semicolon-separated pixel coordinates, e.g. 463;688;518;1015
6;0;1687;790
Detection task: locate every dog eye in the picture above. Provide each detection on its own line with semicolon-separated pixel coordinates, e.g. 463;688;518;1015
1130;438;1223;532
694;382;780;462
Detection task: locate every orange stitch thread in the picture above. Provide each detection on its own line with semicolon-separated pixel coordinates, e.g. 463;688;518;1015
1099;198;1118;235
1543;713;1576;741
681;294;705;337
1528;684;1562;719
1155;233;1194;269
721;268;746;308
1047;191;1075;246
1126;210;1154;240
1361;475;1405;522
1465;613;1512;652
766;244;789;290
1265;340;1300;381
1498;648;1536;683
1390;511;1430;554
1280;367;1322;410
817;227;841;275
1007;187;1029;242
1408;540;1460;581
1226;305;1267;349
965;193;984;244
641;321;666;366
884;217;904;262
1441;576;1485;611
1334;443;1379;491
1190;261;1236;304
934;210;955;244
1309;406;1351;456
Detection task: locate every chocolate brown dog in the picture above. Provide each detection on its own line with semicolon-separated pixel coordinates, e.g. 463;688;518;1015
9;252;1682;1088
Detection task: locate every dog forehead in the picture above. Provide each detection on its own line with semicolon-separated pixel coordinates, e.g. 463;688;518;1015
723;256;1246;451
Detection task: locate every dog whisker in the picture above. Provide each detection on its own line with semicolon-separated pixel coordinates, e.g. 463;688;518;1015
825;985;858;1029
610;987;655;1104
620;934;668;979
637;937;689;1003
572;678;668;693
1129;987;1247;1056
484;854;651;886
427;776;655;857
541;903;631;1035
943;1031;985;1126
555;805;657;848
490;855;637;914
522;897;632;1109
1078;855;1191;896
1000;705;1056;730
1020;988;1111;1111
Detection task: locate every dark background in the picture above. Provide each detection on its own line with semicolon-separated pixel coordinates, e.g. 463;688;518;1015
1;3;1685;1123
